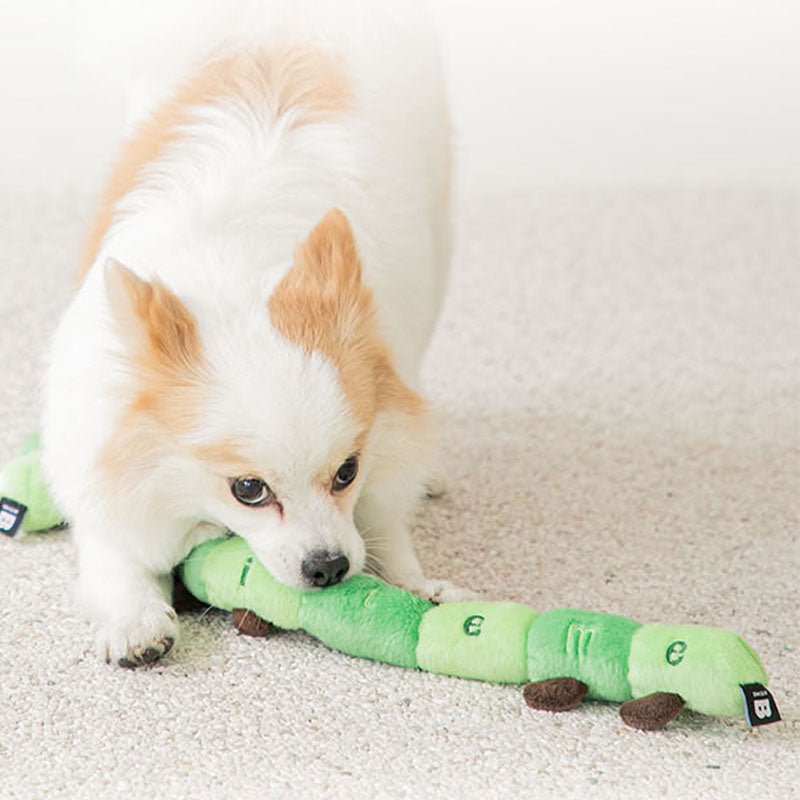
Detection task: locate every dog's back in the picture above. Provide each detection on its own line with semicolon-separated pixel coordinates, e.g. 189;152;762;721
79;0;451;380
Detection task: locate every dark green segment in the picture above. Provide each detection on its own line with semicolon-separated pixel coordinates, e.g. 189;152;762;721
527;609;642;701
299;574;433;668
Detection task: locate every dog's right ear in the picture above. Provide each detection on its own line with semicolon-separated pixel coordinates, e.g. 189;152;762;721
104;258;202;374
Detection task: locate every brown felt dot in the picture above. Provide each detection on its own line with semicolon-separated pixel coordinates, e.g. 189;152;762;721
232;608;274;637
523;678;589;712
172;576;208;614
619;692;685;731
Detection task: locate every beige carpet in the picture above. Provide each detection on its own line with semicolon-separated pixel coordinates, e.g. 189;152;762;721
0;187;797;799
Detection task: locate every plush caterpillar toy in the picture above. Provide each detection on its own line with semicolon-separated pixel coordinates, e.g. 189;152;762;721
0;439;781;731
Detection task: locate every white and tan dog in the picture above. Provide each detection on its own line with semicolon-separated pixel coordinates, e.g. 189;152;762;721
41;0;463;667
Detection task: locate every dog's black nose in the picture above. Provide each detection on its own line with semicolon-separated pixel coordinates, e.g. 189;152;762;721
301;552;350;587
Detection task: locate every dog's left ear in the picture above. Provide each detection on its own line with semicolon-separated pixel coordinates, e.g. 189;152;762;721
104;258;202;374
291;208;362;294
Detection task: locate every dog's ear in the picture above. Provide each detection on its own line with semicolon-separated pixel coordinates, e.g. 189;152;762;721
269;208;370;349
104;259;202;373
291;208;363;295
269;210;422;423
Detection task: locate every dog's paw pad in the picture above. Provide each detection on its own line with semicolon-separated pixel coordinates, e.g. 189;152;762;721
98;606;179;668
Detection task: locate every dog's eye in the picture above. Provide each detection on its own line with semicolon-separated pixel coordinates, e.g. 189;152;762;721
231;476;273;507
332;455;359;492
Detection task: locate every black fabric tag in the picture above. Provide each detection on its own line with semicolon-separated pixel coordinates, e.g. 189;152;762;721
0;497;27;537
740;683;781;727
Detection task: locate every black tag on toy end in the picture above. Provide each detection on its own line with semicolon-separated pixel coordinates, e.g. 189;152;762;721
741;683;781;727
0;497;27;537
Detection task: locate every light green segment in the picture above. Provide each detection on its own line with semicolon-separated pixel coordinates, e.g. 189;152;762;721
20;433;42;455
0;449;63;532
628;624;768;716
176;538;218;604
181;536;303;630
416;602;539;683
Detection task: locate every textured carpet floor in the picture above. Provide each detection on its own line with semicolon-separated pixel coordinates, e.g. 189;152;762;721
0;188;797;799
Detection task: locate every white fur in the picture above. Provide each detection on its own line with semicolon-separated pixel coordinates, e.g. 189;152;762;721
42;0;464;666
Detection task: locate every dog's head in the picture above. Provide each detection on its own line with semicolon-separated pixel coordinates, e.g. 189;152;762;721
103;209;423;588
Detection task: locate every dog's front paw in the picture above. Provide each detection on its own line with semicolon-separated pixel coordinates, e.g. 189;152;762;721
97;603;179;668
409;578;481;604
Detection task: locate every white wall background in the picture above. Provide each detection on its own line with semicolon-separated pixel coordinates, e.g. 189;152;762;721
1;0;799;195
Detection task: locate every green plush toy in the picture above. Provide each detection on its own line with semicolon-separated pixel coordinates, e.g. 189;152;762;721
0;435;62;536
0;442;781;731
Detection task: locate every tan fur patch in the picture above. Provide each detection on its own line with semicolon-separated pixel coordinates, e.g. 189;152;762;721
317;429;370;510
99;264;208;478
79;46;352;282
107;262;203;379
268;209;424;426
192;440;252;477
